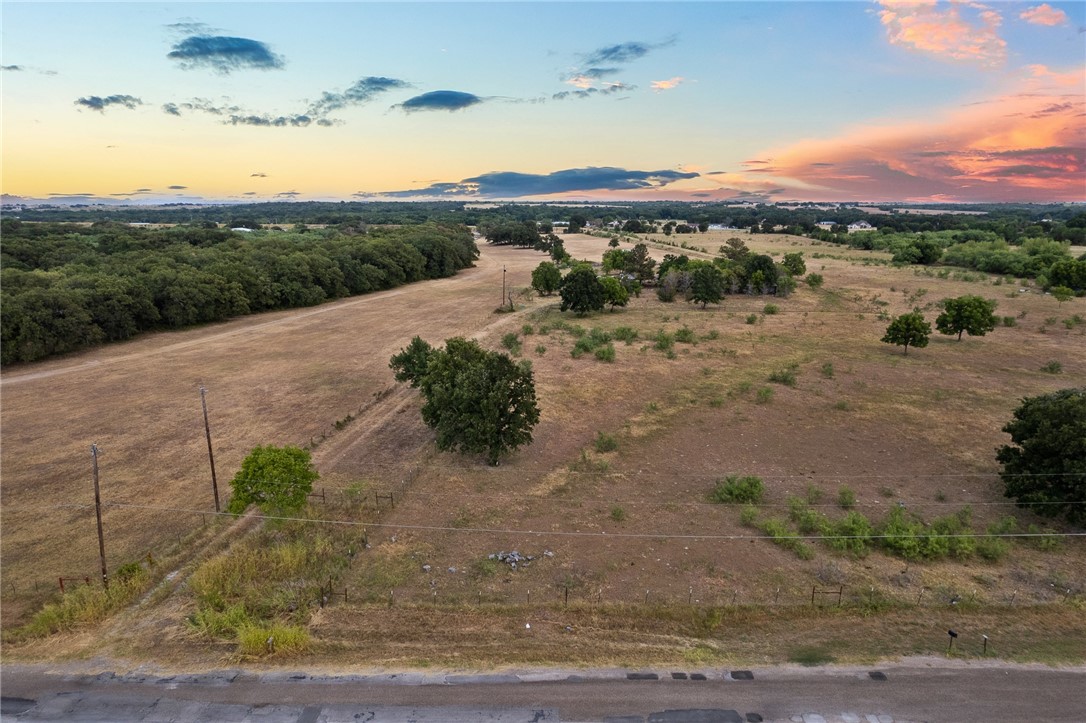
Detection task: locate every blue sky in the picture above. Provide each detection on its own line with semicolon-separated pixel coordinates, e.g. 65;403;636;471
2;1;1084;203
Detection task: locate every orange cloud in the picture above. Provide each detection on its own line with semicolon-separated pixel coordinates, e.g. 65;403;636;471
565;75;594;90
878;0;1006;66
650;77;685;92
1019;4;1067;26
751;66;1086;202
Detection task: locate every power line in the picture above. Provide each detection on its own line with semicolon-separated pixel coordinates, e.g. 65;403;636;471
86;501;1086;542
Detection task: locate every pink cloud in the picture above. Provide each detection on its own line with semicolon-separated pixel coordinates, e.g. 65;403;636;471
878;1;1007;66
650;77;685;92
749;66;1086;202
1020;4;1067;26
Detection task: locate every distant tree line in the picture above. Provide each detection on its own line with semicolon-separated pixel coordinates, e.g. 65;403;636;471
1;220;477;364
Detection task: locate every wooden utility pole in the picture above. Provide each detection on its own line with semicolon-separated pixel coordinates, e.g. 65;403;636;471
502;266;507;309
200;387;220;512
91;443;108;590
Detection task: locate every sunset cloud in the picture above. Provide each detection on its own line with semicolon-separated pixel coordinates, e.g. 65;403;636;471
394;90;484;113
74;94;143;112
877;1;1006;66
379;166;699;198
751;66;1086;202
167;35;284;74
1019;4;1067;26
651;77;685;92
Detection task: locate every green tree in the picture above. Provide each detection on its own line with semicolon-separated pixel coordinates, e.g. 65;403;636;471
935;295;998;341
389;335;434;387
608;237;620;249
689;262;725;308
227;445;318;516
411;338;540;465
559;266;605;315
1050;286;1074;305
530;261;562;296
881;312;930;355
997;388;1085;524
599;275;629;310
567;213;587;233
782;252;806;277
626;243;656;282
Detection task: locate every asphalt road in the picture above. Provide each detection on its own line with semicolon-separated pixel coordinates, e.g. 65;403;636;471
2;663;1084;722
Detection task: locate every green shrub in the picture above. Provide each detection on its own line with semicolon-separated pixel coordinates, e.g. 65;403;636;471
1001;316;1016;327
739;504;759;527
820;362;834;379
521;324;535;335
768;367;797;387
976;536;1010;561
652;330;675;351
501;332;521;354
806;274;824;289
613;326;639;344
1040;360;1062;374
709;475;765;504
675;326;696;344
594;343;616;362
594;431;618;453
535;344;546;355
756;386;774;404
703;329;721;340
763;303;780;315
829;511;873;556
745;313;759;325
610;506;627;522
1026;524;1060;551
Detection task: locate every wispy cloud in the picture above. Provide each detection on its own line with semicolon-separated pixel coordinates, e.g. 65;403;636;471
1020;4;1067;26
225;114;315;127
167;35;284;74
552;83;635;101
2;65;24;72
379;166;699;198
749;66;1086;202
251;172;268;178
168;185;187;190
305;76;412;116
877;1;1006;66
75;95;143;112
651;76;685;92
394;90;484;113
583;39;673;66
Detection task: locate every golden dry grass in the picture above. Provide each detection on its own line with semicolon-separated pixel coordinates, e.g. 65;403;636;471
2;230;1084;668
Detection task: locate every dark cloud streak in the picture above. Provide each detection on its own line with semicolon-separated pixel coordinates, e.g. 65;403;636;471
306;76;411;116
75;95;143;112
380;166;700;198
167;35;284;74
396;90;483;113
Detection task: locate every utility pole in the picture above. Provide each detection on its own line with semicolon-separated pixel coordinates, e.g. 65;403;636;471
91;443;108;590
502;266;507;309
200;387;220;512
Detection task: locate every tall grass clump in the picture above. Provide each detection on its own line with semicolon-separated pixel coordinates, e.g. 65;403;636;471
15;568;149;640
237;623;311;657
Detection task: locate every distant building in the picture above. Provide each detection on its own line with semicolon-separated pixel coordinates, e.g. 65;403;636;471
230;227;254;232
816;221;836;231
847;221;875;233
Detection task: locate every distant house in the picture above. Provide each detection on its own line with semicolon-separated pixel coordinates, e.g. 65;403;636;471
230;227;254;233
816;221;836;231
847;221;875;233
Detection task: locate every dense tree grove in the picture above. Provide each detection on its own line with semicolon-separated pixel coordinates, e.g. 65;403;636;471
0;221;477;364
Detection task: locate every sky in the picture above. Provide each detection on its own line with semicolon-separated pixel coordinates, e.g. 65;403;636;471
2;1;1084;205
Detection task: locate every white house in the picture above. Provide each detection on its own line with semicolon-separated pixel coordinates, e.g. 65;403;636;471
847;221;875;233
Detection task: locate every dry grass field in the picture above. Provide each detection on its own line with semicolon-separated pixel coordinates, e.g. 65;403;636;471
2;229;1084;667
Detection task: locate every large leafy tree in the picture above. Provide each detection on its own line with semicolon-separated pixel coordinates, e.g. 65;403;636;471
389;335;433;386
559;265;605;315
397;338;540;466
881;312;930;355
227;445;318;516
689;262;725;308
997;388;1086;524
599;275;629;310
530;261;562;296
935;295;998;340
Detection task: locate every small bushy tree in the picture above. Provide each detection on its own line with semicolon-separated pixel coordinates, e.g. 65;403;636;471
689;262;725;308
531;261;562;296
227;445;318;516
599;275;629;310
559;266;605;315
881;312;930;355
935;295;997;340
